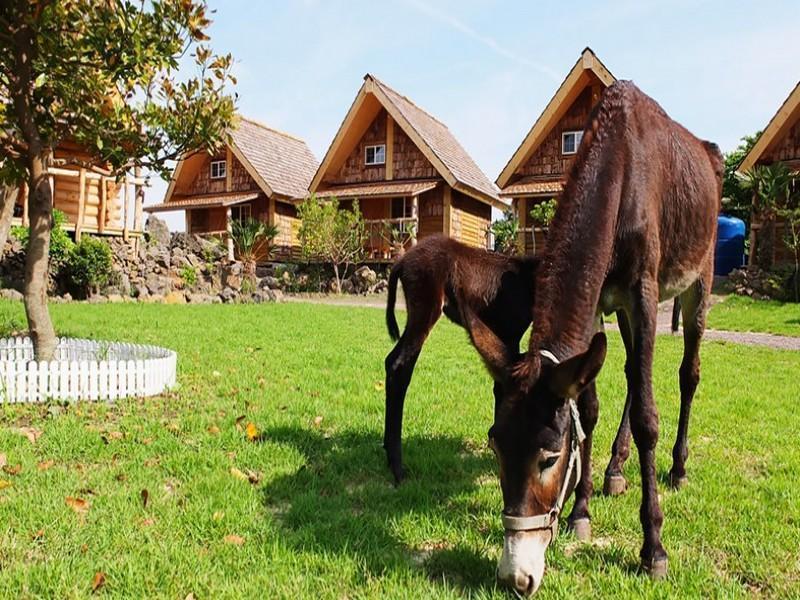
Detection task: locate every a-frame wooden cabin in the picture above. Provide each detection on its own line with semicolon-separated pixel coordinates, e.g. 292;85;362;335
738;80;800;267
309;74;505;260
146;117;319;260
496;48;616;254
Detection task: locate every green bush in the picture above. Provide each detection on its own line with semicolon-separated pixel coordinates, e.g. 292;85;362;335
179;265;198;288
489;210;519;254
11;209;75;271
529;198;557;228
65;237;113;297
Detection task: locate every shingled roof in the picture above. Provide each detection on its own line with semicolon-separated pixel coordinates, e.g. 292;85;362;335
310;74;504;208
230;118;319;199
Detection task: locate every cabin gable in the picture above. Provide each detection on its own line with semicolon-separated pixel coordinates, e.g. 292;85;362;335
322;107;437;186
514;80;606;182
761;116;800;167
175;150;261;197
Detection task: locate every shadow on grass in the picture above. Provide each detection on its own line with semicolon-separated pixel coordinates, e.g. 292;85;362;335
260;426;499;594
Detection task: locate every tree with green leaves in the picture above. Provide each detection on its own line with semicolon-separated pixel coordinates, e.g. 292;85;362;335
0;0;237;358
489;210;519;255
297;196;366;294
230;217;278;278
722;132;760;225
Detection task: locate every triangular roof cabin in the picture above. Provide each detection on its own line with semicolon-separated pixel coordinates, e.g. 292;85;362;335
310;74;504;257
737;80;800;267
146;117;318;259
738;81;800;174
496;48;615;254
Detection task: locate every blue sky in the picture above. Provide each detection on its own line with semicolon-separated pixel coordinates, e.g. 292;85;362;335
149;0;800;229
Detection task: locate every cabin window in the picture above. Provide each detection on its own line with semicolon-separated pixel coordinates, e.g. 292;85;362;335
231;204;251;223
210;160;227;179
365;144;386;166
391;197;412;219
561;131;583;155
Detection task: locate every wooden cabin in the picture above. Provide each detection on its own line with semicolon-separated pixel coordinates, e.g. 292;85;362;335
738;81;800;267
308;74;505;260
146;117;319;260
496;48;615;254
11;139;144;241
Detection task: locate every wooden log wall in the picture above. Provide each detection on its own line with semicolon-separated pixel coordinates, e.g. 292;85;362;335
451;191;490;248
272;201;301;260
53;171;122;229
393;124;438;180
418;187;444;240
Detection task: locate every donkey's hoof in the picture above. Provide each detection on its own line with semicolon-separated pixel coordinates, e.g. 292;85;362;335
568;518;591;542
668;472;688;490
603;474;627;496
642;557;668;580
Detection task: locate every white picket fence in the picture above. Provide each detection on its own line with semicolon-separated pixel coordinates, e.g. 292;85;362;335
0;337;177;404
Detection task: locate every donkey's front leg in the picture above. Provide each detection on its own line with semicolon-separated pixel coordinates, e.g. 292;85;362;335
567;381;599;541
627;281;668;578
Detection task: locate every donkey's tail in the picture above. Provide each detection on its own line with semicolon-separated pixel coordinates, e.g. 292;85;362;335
671;297;681;334
386;261;403;341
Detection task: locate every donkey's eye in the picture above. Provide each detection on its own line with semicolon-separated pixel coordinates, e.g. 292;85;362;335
539;455;559;470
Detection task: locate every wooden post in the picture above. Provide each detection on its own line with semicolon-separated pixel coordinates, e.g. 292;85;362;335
386;116;394;180
226;207;234;261
123;175;130;241
411;194;418;245
517;198;527;253
75;168;86;241
268;197;276;227
98;178;107;234
21;181;29;226
185;210;192;234
442;186;452;237
226;147;232;192
134;166;143;234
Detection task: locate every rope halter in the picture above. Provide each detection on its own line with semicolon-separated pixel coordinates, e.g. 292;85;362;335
500;350;586;537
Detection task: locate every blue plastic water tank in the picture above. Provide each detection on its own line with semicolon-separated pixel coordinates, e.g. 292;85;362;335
714;215;746;276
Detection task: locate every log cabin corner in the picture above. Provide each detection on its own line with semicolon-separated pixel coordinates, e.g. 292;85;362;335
146;117;319;261
308;74;506;260
11;139;145;243
496;47;616;254
737;80;800;267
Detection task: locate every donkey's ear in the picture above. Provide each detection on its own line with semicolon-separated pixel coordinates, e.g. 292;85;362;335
548;333;607;399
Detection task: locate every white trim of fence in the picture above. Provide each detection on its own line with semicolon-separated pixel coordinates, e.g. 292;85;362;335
0;337;177;404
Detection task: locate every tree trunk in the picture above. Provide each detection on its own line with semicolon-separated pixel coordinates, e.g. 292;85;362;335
24;151;57;360
0;185;19;255
332;263;341;295
756;216;776;272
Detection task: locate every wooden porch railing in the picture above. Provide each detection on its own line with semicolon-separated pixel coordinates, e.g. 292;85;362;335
363;216;418;261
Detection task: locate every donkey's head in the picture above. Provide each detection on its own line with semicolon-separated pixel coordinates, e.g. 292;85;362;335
489;332;607;595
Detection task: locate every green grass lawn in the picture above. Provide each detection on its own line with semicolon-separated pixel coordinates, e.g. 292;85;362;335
707;295;800;337
0;300;798;598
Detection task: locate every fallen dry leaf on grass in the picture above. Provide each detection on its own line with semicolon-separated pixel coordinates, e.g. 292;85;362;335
230;467;248;481
212;370;221;378
37;460;55;471
374;381;384;391
312;416;323;428
207;424;220;435
16;427;43;444
141;489;149;508
0;453;6;469
245;422;259;441
212;511;224;521
0;479;12;490
2;464;22;476
91;571;106;593
223;534;245;546
32;529;44;540
141;518;155;527
66;496;90;514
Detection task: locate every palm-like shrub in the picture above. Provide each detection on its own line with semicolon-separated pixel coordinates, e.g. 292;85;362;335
230;218;278;275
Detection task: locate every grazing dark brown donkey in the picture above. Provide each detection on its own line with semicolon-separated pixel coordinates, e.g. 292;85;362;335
486;81;723;595
383;235;538;483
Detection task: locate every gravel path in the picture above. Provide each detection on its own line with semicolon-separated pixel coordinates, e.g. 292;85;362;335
286;294;800;351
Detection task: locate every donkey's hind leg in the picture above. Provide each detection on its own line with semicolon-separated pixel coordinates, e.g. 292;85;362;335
603;310;635;496
383;299;441;484
668;276;708;489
